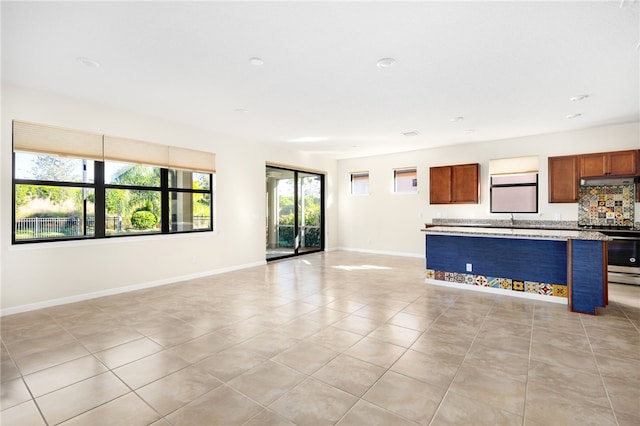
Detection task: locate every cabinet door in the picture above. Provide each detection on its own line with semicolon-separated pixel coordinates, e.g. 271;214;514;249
580;153;607;177
548;155;579;203
429;166;452;204
452;163;479;203
608;150;637;176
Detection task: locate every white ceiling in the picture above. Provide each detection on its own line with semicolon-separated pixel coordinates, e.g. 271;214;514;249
2;1;639;159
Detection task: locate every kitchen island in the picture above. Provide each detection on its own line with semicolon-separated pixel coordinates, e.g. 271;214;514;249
423;226;611;314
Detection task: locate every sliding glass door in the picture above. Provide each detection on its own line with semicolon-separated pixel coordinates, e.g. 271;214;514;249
266;166;324;260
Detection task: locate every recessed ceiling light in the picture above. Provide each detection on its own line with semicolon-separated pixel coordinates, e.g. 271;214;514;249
401;130;420;137
449;116;465;122
376;58;396;69
234;107;248;113
249;57;264;66
463;129;476;134
288;136;328;143
566;113;582;119
570;94;589;102
76;57;100;68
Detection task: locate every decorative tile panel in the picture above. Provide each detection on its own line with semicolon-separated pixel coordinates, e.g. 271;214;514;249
579;184;635;228
427;270;567;299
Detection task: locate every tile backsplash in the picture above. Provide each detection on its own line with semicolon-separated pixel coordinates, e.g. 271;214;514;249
578;184;635;227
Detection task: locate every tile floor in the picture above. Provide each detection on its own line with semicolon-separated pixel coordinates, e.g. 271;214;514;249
1;251;639;425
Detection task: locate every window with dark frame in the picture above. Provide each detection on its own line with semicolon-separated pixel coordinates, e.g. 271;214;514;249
394;168;417;193
12;121;214;244
490;172;538;213
350;172;369;195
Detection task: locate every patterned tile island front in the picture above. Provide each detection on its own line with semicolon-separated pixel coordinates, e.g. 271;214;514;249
423;226;611;315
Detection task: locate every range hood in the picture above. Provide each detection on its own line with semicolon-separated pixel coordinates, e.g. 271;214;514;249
580;176;639;186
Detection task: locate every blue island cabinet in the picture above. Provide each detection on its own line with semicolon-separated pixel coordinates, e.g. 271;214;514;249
424;229;608;315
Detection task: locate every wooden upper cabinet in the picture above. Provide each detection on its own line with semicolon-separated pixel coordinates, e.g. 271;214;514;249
580;150;638;177
430;163;479;204
452;163;479;203
429;165;452;204
548;155;580;203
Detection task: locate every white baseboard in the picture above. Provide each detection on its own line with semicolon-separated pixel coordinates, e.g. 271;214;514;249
0;260;266;317
335;246;423;259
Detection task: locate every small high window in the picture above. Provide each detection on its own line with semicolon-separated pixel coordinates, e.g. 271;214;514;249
351;172;369;195
394;168;417;193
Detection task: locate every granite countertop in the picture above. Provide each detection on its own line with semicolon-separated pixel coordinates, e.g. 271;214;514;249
422;226;612;241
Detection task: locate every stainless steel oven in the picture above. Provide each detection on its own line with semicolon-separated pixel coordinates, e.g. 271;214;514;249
604;232;640;285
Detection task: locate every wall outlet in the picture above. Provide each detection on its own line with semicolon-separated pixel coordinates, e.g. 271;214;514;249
466;263;472;272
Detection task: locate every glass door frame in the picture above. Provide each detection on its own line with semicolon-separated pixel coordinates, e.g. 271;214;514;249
266;165;325;261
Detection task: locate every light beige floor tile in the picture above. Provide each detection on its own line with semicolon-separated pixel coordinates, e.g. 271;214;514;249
136;365;222;416
431;391;523;425
234;331;299;358
313;354;386;397
76;327;143;353
325;299;366;314
276;318;328;339
244;408;297;426
367;323;422;348
147;322;208;348
363;370;446;425
337;399;418;426
463;342;529;379
14;340;90;375
195;346;268;382
352;306;398;322
447;364;526;416
23;355;108;397
5;328;75;359
525;379;617;426
332;315;383;336
530;340;599;374
36;372;129;425
602;375;640;418
166;385;262;426
589;335;640;361
410;333;471;358
306;326;363;352
228;360;305;405
1;321;66;346
344;336;406;368
113;351;190;389
0;400;46;426
390;349;461;389
58;392;160;426
615;410;640;426
595;353;640;381
272;341;338;374
0;356;20;383
0;377;32;411
95;337;163;369
269;378;358;426
528;359;610;408
168;332;235;363
388;312;433;332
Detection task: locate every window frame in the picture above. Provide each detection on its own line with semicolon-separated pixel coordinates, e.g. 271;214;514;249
12;153;214;244
489;172;539;214
393;167;418;193
350;171;370;196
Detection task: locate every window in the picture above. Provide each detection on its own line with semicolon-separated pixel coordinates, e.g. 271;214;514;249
489;156;539;214
394;168;417;193
12;121;215;243
490;173;538;213
351;172;369;195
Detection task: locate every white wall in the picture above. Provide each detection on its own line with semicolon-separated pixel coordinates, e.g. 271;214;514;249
1;84;339;313
337;121;640;257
